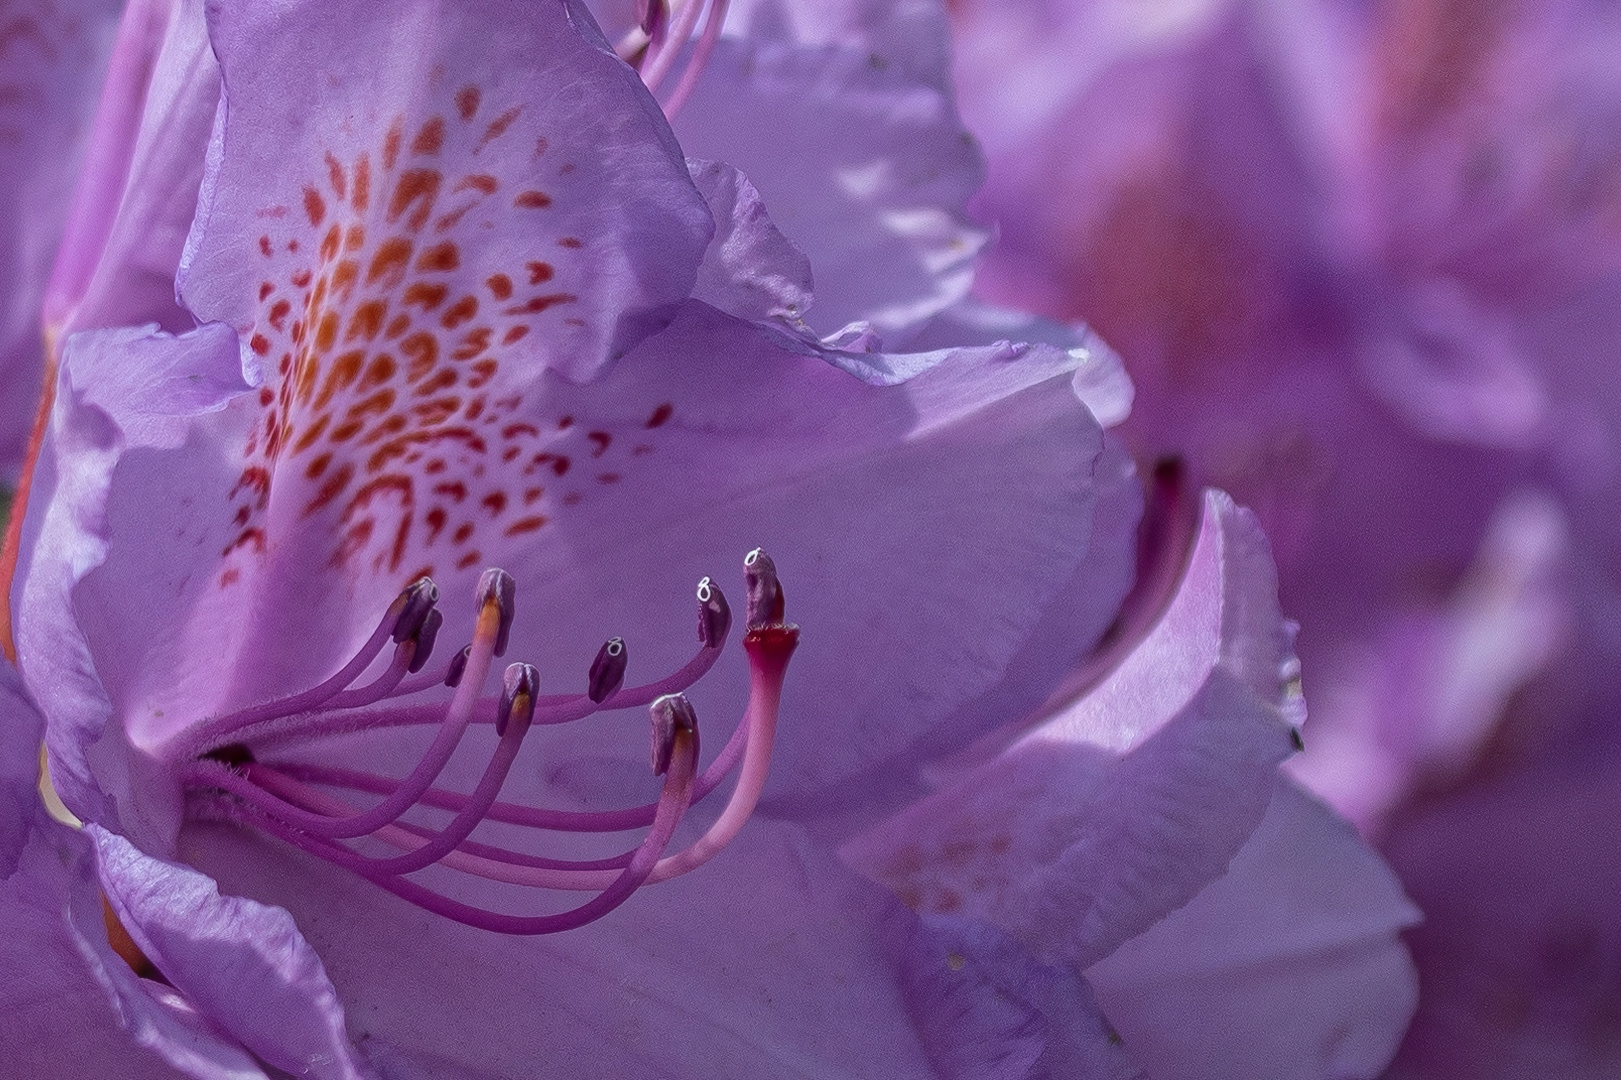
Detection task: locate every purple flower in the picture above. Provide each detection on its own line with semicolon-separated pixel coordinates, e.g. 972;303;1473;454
4;0;1414;1076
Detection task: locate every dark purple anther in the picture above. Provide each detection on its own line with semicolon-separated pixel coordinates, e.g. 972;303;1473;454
742;548;784;628
391;577;440;643
649;693;698;776
588;638;628;704
445;645;472;688
696;576;731;648
408;608;444;673
476;568;518;656
497;663;540;737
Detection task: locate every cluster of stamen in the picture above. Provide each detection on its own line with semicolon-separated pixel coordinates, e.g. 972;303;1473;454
618;0;731;118
178;549;797;935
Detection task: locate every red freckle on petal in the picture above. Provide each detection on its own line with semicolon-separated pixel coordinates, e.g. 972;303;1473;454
314;350;364;410
330;259;360;301
320;224;343;262
332;518;374;568
331;418;365;442
500;325;530;345
425;506;448;542
326;152;347;200
562;491;582;506
533;137;548;158
402;333;439;381
303;186;327;227
455;85;481;121
347;301;388;343
345;388;396;422
433;481;467;502
383;120;402;170
646;402;674;428
412;116;445;156
358;353;396;390
403;282;448;310
453;521;475;544
523;487;543;504
454;174;498;195
291;269;313;288
259;235;273;257
464;396;486;420
259;282;274;301
557;415;574;429
289;239;301;253
482;491;507;515
528;452;570;477
250;334;271;356
440;295;477;329
501;446;521;462
414;368;459;396
220;567;241;587
416;241;460;272
359;414;409;448
425;458;447;474
306;451;332;479
476;106;521;151
222;528;267;557
232;505;251;528
559;163;575;175
563;317;586;328
456;550;481;570
466;358;498;388
353;153;371;212
587;431;611;457
558;237;582;249
433;207;474;233
302;462;354;515
526;261;553;284
268;298;292;330
384;314;411;339
344;225;366;252
315;308;341;349
367;237;414;286
502;293;576;316
389;170;441;230
632;444;653;456
412;398;460;425
485;274;512;300
514;190;551;209
597;473;621;485
453;329;493;361
502;422;539;439
505;515;547;537
258;387;274;406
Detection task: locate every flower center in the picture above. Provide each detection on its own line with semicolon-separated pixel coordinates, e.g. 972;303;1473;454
178;549;798;935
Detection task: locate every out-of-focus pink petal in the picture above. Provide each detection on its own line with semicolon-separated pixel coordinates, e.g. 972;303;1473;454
1086;777;1421;1080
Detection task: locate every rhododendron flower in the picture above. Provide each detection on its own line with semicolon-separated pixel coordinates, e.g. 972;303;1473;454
2;0;1418;1076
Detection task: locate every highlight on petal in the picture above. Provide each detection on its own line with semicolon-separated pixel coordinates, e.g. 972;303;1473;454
93;826;373;1080
840;490;1303;968
1086;777;1422;1080
670;1;987;340
686;158;814;327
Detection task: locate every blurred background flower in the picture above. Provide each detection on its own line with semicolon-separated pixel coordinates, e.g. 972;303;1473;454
952;0;1621;1073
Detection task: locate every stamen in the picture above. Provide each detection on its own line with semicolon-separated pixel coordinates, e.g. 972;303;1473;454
659;0;729;119
588;638;628;704
169;578;441;760
181;551;794;935
640;0;708;93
